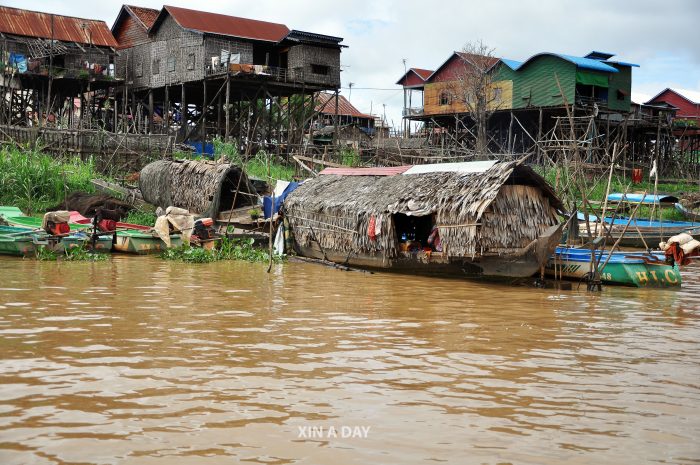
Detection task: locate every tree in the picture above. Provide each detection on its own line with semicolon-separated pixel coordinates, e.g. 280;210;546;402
449;40;500;153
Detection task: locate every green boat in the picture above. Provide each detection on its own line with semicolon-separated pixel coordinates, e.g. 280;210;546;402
546;246;681;287
0;226;44;256
112;229;182;254
0;208;112;253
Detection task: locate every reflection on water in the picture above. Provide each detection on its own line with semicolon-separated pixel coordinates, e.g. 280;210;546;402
0;256;699;464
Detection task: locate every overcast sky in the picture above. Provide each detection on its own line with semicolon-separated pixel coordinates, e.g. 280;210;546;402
8;0;700;127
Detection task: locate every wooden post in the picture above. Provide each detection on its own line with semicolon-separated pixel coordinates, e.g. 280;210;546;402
164;84;170;134
225;75;230;141
148;90;154;134
217;85;223;138
202;80;207;142
180;83;187;139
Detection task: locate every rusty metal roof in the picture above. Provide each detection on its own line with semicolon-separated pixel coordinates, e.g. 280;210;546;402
320;166;412;176
125;5;159;30
315;93;373;119
158;5;290;43
0;6;117;48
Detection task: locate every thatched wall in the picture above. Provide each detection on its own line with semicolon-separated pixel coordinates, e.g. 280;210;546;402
284;161;563;258
139;160;257;218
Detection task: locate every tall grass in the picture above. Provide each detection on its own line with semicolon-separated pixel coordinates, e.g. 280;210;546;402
0;145;98;214
210;138;294;181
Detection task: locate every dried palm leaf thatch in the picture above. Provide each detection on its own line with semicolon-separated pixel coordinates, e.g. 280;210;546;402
139;159;257;218
285;160;563;259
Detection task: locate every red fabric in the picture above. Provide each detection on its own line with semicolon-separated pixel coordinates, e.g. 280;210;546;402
97;219;117;232
665;242;693;266
368;215;377;241
632;168;643;184
50;223;70;236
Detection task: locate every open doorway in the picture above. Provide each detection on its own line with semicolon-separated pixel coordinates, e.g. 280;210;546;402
393;213;433;249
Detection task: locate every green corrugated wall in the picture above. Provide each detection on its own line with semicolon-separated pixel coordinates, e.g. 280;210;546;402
493;57;633;112
607;65;632;112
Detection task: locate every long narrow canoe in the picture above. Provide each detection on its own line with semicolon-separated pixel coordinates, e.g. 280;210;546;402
67;211;182;254
546;246;681;287
0;226;42;256
577;212;700;248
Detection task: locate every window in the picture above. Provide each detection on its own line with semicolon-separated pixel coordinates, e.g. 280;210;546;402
135;62;143;78
186;53;195;71
439;91;451;106
493;87;502;103
167;56;176;72
152;58;160;75
311;64;329;75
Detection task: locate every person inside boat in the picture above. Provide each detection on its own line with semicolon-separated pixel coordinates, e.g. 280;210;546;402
428;225;442;252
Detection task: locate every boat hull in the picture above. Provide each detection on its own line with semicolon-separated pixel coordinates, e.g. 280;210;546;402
295;224;564;280
546;247;681;287
113;231;182;254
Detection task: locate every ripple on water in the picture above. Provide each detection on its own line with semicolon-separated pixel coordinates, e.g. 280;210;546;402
0;257;698;464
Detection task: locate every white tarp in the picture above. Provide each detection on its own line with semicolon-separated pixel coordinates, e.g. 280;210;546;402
402;160;497;175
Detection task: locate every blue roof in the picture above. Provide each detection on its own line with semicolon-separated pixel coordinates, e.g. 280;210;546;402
497;52;640;73
500;58;522;70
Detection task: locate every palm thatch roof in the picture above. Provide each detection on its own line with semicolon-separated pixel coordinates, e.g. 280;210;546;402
139;159;257;218
284;160;563;258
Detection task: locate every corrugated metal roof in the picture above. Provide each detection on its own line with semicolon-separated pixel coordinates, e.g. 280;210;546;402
0;6;117;48
403;160;497;175
161;5;289;42
412;68;433;80
126;5;159;29
315;92;373;119
320;166;412;176
499;58;522;70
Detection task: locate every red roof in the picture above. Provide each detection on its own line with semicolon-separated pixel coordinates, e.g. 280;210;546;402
396;68;434;86
320;166;412;176
429;52;500;83
125;5;159;29
159;5;290;42
315;92;372;119
0;6;117;48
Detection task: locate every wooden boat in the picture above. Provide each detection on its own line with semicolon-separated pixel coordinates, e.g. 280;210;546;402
67;211;182;254
0;208;112;253
675;202;700;222
0;225;44;256
546;246;681;287
578;213;700;248
284;160;566;280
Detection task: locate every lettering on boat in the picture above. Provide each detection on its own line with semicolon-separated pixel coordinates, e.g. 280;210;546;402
664;269;679;284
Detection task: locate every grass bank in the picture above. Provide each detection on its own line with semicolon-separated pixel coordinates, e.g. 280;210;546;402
537;165;699;221
0;145;98;214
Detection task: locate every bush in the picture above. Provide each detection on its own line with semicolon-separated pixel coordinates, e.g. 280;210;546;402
0;145;98;214
161;237;281;264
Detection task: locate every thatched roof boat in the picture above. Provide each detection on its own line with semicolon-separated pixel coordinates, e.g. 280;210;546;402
284;159;565;279
139;160;257;218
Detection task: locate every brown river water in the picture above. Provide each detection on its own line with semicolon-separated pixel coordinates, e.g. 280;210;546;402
1;256;699;465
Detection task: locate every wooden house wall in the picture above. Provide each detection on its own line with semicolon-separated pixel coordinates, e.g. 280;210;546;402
113;14;150;49
204;36;253;69
649;90;700;119
288;44;340;87
150;14;204;87
423;80;513;116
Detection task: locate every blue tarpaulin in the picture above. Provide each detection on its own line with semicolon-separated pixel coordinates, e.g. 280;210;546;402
264;181;300;219
186;142;215;158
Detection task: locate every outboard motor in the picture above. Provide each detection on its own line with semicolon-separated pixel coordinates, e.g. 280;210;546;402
42;211;71;236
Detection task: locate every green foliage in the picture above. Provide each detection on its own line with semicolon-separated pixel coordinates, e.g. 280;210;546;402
63;245;108;261
160;237;281;264
211;139;294;181
340;148;360;167
124;208;157;227
35;243;108;261
0;145;98;214
35;246;58;261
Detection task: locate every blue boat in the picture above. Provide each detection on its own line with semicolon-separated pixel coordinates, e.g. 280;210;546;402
577;212;700;248
606;193;679;205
